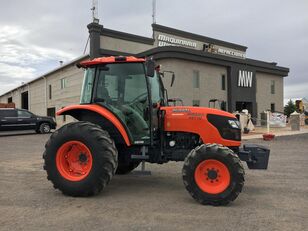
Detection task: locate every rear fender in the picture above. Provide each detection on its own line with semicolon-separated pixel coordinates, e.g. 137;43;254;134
57;105;132;146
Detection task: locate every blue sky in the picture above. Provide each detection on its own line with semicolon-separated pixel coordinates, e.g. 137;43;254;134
0;0;307;100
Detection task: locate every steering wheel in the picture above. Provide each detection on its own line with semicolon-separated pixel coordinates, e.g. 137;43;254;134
129;92;148;105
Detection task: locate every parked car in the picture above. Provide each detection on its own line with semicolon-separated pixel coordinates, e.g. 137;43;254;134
0;108;56;134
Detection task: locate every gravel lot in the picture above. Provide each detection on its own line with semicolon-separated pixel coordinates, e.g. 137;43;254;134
0;132;307;231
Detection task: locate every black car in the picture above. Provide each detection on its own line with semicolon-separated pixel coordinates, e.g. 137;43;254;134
0;108;57;134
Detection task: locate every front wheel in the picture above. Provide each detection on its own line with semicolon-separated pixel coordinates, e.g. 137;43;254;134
182;144;245;206
43;121;118;196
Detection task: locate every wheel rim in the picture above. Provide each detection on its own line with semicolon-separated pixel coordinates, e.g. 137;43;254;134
56;141;93;181
194;159;231;194
43;124;50;133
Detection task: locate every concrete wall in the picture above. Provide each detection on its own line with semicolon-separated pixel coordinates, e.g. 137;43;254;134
158;58;228;108
256;72;284;115
100;36;153;54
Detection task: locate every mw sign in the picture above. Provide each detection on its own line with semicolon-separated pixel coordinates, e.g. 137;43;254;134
238;70;253;88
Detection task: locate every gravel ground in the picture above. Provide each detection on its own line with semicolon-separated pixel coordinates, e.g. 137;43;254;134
0;132;307;231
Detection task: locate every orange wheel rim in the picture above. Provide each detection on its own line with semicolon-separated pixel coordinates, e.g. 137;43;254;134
56;141;93;181
194;159;230;194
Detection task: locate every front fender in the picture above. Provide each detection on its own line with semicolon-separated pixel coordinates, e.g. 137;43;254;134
57;104;131;146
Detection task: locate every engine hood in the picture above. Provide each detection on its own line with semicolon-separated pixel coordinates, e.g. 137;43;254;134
160;106;236;119
160;106;240;147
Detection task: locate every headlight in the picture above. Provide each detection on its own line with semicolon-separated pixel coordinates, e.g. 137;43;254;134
228;120;240;129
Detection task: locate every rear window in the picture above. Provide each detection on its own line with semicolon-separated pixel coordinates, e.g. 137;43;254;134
0;110;17;117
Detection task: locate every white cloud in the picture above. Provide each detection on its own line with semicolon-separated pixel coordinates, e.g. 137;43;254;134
0;25;76;95
284;83;308;99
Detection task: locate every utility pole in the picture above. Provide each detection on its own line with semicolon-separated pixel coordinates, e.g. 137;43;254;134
152;0;156;24
91;0;99;23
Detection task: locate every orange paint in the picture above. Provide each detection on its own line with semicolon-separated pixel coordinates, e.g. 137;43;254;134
161;106;241;147
57;104;131;146
79;56;145;68
194;159;231;194
56;140;93;182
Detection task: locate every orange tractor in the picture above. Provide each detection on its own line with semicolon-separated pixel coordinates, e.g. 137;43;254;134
43;56;269;205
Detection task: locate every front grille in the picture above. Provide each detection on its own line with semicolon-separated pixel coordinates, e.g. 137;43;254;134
207;114;241;141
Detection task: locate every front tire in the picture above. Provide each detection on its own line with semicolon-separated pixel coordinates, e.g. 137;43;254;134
182;144;245;206
43;121;118;196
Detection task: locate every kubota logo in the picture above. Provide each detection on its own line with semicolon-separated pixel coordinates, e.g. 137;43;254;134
238;70;253;87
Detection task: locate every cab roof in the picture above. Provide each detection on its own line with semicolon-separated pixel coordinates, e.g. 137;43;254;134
78;56;145;68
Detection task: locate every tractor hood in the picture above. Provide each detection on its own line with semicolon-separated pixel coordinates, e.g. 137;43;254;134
161;106;237;119
161;106;241;147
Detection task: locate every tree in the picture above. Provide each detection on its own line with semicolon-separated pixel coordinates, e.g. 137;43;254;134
284;100;296;117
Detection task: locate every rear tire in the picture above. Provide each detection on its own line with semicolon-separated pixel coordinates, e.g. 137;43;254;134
116;162;140;175
43;121;118;196
182;144;245;206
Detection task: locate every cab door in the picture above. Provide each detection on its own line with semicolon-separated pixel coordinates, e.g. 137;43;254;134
148;71;165;141
16;110;36;130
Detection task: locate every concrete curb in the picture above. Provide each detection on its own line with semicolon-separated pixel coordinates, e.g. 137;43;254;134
242;129;308;140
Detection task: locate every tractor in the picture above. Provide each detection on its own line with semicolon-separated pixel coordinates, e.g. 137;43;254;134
43;56;270;205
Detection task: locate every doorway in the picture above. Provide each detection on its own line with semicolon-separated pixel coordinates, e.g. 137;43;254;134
21;91;29;110
236;101;253;114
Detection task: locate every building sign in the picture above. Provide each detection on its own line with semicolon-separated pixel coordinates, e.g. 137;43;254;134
238;70;253;87
217;47;246;59
157;34;197;49
206;45;246;59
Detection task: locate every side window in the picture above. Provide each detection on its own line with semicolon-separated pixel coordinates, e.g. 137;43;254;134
193;70;200;88
192;100;200;106
18;110;32;118
271;80;275;94
1;110;17;117
49;85;52;99
60;78;68;89
104;75;119;100
221;75;226;90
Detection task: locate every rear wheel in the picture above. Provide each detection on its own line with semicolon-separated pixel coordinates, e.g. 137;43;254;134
116;162;140;175
39;123;51;134
43;121;117;196
182;144;245;206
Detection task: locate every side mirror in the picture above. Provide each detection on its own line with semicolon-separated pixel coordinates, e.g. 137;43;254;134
170;73;175;87
146;60;155;77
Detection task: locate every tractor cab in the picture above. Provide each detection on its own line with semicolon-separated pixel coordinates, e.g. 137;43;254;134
78;56;164;144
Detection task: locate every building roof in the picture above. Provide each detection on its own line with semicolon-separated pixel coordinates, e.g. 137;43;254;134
0;54;89;97
137;46;289;76
152;24;247;52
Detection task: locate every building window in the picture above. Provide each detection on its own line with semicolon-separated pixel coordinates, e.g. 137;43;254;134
7;97;12;103
193;70;200;88
271;80;275;94
221;75;226;90
271;103;275;112
48;85;52;99
60;78;68;89
192;100;200;106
